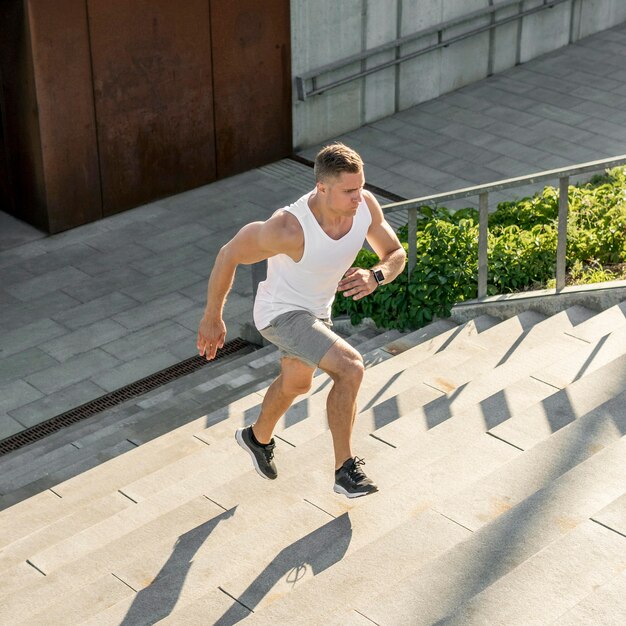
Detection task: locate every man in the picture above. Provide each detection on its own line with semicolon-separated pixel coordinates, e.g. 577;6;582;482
197;143;406;497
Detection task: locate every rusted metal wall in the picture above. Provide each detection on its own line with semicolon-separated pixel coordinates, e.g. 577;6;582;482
210;0;292;179
0;0;48;231
0;68;14;219
28;0;102;232
1;0;292;233
87;0;217;216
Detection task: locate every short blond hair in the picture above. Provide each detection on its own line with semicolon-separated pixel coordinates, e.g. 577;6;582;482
314;142;363;182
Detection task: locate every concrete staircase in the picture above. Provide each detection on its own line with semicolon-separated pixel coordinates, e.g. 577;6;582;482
0;303;625;625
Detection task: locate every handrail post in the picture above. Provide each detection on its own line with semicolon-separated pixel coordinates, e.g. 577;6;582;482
556;176;569;292
408;206;418;278
478;192;489;298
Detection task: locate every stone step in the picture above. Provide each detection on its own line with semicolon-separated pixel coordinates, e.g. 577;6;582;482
436;519;626;625
489;351;626;451
0;340;270;476
434;388;626;531
1;310;580;557
371;341;626;451
0;493;330;623
176;315;497;447
552;565;626;625
0;358;280;507
0;432;207;546
1;302;620;620
0;384;517;621
5;333;620;594
276;307;600;451
0;308;611;572
0;491;132;576
530;322;626;389
562;300;626;343
83;384;622;623
246;435;626;625
422;307;594;394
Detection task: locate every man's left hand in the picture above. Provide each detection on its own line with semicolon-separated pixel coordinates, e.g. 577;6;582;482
337;267;377;301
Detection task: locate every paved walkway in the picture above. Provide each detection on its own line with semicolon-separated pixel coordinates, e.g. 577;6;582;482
1;21;626;438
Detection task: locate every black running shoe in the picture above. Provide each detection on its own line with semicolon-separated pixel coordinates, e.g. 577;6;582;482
333;457;378;498
235;426;277;480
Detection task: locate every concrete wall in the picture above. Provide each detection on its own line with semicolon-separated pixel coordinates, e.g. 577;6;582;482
291;0;626;149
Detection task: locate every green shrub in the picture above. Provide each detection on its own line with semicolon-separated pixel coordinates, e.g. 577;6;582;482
335;167;626;330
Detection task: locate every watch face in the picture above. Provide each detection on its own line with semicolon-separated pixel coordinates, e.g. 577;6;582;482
373;269;384;284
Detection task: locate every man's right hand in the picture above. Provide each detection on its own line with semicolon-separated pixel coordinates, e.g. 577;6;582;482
197;314;226;361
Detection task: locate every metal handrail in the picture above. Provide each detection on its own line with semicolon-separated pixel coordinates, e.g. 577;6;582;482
382;154;626;297
296;0;572;100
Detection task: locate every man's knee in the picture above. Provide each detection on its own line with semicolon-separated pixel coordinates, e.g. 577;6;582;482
321;343;364;386
280;358;315;396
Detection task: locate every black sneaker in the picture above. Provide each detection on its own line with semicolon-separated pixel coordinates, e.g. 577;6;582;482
333;457;378;498
235;426;277;480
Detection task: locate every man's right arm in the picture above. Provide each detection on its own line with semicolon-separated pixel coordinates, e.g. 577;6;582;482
197;213;300;360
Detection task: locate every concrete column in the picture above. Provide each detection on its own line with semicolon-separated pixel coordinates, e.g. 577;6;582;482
363;0;397;123
440;0;491;93
519;0;571;63
291;0;364;149
397;0;443;111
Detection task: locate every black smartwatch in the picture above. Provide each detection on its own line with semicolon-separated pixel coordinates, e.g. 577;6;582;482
371;268;385;286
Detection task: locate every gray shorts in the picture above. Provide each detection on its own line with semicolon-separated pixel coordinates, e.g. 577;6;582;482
259;310;339;368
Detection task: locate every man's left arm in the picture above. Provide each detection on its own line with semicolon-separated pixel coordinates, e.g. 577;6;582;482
338;191;406;301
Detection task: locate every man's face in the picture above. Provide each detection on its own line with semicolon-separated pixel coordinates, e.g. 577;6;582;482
320;170;365;216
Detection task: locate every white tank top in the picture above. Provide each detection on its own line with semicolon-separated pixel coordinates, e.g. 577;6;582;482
253;190;372;329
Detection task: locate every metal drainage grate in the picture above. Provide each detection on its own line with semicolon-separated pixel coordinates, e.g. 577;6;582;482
0;337;256;457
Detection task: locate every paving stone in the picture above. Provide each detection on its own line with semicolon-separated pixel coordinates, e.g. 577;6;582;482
80;220;163;253
70;242;153;277
25;573;133;626
0;211;45;252
530;118;597;144
439;389;626;532
0;413;26;439
111;292;196;331
440;521;626;626
93;349;182;392
14;243;95;277
8;380;108;429
554;567;626;626
0;290;82;334
101;320;194;361
533;324;626;389
490;354;626;450
141;223;216;253
52;291;140;330
591;492;626;537
0;379;44;414
61;266;151;303
0;240;46;270
25;349;121;395
129;243;206;277
119;267;205;303
0;318;68;359
0;492;131;574
40;319;130;363
0;263;34;287
0;348;60;385
353;437;626;626
6;266;91;302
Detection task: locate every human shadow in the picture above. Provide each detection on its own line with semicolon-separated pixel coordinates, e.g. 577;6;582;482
119;505;237;626
214;512;352;626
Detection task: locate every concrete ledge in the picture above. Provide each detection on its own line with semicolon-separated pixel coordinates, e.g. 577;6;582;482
450;280;626;324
